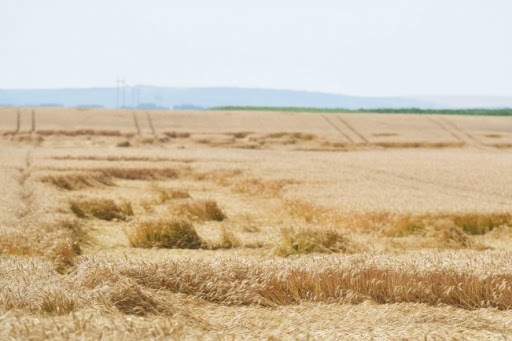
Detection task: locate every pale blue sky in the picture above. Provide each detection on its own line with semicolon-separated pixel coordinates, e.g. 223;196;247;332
1;0;510;96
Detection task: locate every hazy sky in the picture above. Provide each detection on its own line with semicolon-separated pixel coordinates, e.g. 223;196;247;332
1;0;510;96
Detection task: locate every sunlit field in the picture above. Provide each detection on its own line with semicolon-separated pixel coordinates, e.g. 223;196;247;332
1;107;512;339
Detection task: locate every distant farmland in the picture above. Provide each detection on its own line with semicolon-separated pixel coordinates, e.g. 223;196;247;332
212;106;512;116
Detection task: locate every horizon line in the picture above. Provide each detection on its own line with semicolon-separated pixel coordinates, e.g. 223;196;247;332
0;85;511;99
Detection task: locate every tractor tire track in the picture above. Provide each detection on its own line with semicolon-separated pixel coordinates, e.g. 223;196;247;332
427;116;464;143
132;112;141;136
15;110;20;134
440;117;481;144
321;115;355;143
336;116;368;144
133;112;159;138
429;116;489;150
147;112;156;137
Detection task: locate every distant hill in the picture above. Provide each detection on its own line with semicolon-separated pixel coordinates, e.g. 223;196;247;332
0;86;435;109
0;86;510;110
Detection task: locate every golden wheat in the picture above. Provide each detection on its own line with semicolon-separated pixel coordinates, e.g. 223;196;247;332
2;109;512;339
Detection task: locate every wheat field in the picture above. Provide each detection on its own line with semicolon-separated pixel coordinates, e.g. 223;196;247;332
1;107;512;340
